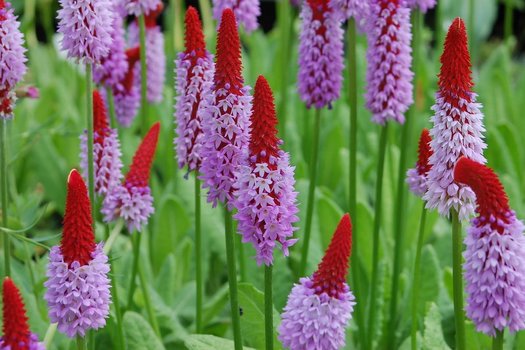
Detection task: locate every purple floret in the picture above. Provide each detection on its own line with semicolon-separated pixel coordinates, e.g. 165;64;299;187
212;0;260;33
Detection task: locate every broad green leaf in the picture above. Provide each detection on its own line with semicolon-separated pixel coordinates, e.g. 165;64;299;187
122;311;165;350
316;195;344;251
423;303;450;350
418;245;441;314
184;334;256;350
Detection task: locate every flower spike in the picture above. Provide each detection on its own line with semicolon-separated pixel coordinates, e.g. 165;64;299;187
126;0;161;16
453;158;525;335
406;128;433;197
278;214;355;350
332;0;369;31
406;0;436;13
110;47;141;127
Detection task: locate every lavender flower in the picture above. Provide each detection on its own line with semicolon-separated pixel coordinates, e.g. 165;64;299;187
406;0;436;13
0;0;27;120
298;0;344;109
212;0;260;33
365;0;413;124
332;0;370;31
126;0;161;16
57;0;113;64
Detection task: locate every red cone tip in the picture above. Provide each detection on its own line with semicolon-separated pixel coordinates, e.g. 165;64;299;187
0;0;5;11
416;128;432;176
2;278;31;350
184;6;206;55
93;90;109;135
454;157;510;223
250;75;280;162
439;18;473;97
144;3;164;28
125;122;160;188
215;9;243;93
312;214;352;297
61;169;95;266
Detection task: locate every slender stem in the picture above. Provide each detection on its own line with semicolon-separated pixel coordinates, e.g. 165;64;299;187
106;87;117;129
76;337;86;350
452;209;466;350
138;14;149;134
127;233;142;308
0;119;10;276
435;0;444;55
88;331;94;350
411;203;427;350
86;64;95;225
385;11;421;348
237;230;247;282
195;173;203;333
299;108;322;277
138;263;161;337
110;253;125;350
493;330;504;350
367;123;389;350
224;207;243;350
264;265;273;350
276;0;294;141
504;0;513;42
103;219;124;255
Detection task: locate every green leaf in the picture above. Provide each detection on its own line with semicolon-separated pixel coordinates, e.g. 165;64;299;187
122;311;165;350
418;245;441;314
184;334;255;350
423;303;450;349
316;195;344;251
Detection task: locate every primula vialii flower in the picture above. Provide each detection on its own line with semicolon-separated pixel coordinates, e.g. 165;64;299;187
0;0;27;120
126;0;161;16
103;122;160;232
365;0;413;124
233;76;299;266
1;278;45;350
406;128;432;197
174;7;214;172
200;9;252;208
332;0;369;31
423;18;486;220
279;214;355;350
212;0;260;33
80;90;123;195
454;157;525;336
129;4;166;103
44;170;111;338
298;0;344;109
110;47;141;127
57;0;113;64
405;0;436;13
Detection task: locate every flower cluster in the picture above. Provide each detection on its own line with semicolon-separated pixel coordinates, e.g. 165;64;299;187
454;157;525;336
0;0;27;120
174;7;215;172
44;170;111;338
298;0;344;109
332;0;369;31
365;0;413;124
279;214;355;350
423;18;486;220
234;76;299;265
126;0;161;16
103;122;160;232
212;0;260;33
406;128;432;197
406;0;436;13
200;9;252;208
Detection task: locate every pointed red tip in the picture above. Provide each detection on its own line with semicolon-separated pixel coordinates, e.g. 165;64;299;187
61;169;95;266
416;129;432;176
454;157;510;222
125;122;160;188
2;278;31;350
439;18;473;97
93;90;109;135
184;6;206;55
312;214;352;297
144;3;164;28
250;76;280;162
215;9;243;92
0;0;5;11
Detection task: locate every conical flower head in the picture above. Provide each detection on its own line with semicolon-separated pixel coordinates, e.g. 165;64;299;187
80;90;124;195
1;278;44;350
126;0;161;16
45;170;111;338
365;0;413;124
57;0;113;64
453;158;525;335
298;0;344;109
0;0;27;120
278;214;355;350
110;47;141;127
200;9;252;208
174;7;215;172
212;0;260;33
406;128;433;197
423;18;486;220
405;0;436;13
102;123;159;232
233;76;298;265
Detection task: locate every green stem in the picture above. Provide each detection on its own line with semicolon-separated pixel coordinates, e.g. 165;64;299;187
385;11;421;348
276;0;294;141
265;265;273;350
76;337;86;350
88;331;94;350
0;119;10;276
224;207;243;350
127;233;142;308
452;209;466;350
195;173;203;333
493;330;504;350
237;230;247;282
86;64;95;225
504;0;513;42
299;108;322;277
103;219;124;255
138;263;161;337
367;123;389;350
110;253;125;350
138;14;149;134
411;203;427;350
106;87;117;129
